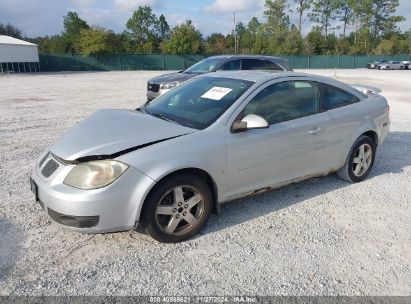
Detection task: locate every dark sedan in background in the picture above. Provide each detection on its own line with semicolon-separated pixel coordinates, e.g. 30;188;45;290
146;55;293;101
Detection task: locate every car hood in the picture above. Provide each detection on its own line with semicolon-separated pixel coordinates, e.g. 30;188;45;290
149;72;196;84
51;109;195;161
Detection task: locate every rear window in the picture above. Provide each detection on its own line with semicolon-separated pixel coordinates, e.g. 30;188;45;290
320;83;360;111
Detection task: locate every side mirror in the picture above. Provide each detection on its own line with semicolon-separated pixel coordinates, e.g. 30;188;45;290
232;114;269;133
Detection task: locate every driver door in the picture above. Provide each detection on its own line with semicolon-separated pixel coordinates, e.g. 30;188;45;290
224;79;333;199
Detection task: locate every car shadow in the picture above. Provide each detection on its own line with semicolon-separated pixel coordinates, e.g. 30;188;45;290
0;216;21;282
200;131;411;236
369;131;411;176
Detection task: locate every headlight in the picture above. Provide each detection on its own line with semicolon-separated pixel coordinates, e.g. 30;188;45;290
64;160;129;190
160;81;182;90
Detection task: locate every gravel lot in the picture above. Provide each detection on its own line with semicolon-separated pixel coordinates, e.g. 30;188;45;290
0;69;410;296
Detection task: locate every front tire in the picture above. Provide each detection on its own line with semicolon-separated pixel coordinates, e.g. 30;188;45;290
141;174;213;243
337;136;377;183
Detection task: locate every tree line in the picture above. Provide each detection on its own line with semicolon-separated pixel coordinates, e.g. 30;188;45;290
1;0;410;55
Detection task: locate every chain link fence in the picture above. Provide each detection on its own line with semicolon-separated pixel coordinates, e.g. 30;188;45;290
34;53;411;72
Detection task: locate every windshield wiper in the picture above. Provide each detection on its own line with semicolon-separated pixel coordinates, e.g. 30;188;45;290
150;112;180;125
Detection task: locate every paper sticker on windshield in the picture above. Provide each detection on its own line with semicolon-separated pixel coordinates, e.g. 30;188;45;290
201;87;233;100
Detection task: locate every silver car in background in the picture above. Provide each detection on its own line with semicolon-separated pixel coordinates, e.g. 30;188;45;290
31;71;390;242
146;55;292;101
378;60;406;70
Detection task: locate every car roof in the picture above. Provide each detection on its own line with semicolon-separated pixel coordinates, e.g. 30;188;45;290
203;70;306;82
201;71;366;100
207;54;288;62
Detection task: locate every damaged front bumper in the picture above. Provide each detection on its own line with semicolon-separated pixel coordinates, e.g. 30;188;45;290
30;152;155;233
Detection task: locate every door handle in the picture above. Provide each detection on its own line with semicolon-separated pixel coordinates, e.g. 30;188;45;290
309;127;325;135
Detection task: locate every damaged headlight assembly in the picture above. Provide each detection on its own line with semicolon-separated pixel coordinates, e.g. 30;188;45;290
64;160;129;190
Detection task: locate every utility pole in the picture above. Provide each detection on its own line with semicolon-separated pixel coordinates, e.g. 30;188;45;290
234;12;237;54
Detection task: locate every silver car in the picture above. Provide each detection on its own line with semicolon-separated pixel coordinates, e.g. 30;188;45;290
31;71;390;242
378;60;405;70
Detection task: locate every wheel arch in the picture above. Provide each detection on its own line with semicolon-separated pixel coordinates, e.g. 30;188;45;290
339;125;379;167
137;167;220;224
361;130;379;145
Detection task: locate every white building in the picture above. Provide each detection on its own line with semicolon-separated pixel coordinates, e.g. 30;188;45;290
0;35;39;73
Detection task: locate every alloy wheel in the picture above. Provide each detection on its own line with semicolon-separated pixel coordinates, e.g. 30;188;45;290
155;185;205;235
352;143;373;177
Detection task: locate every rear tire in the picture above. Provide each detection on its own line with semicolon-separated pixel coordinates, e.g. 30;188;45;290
337;136;377;183
141;174;213;243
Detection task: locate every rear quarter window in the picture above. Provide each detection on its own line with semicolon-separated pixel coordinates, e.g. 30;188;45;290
242;59;283;71
219;59;241;71
320;83;360;111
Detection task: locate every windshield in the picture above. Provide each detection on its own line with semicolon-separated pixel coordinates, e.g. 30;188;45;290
144;76;254;130
184;58;225;74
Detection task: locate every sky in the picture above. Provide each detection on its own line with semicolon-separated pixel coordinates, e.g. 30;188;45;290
0;0;410;38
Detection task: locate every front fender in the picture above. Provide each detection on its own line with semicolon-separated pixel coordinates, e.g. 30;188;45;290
117;127;227;215
124;159;224;225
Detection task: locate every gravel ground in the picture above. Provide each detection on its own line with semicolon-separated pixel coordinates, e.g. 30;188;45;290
0;69;410;296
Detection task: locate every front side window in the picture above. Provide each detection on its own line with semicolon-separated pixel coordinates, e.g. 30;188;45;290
145;77;254;130
219;59;241;71
184;58;224;74
242;59;282;71
319;83;360;111
243;81;319;125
